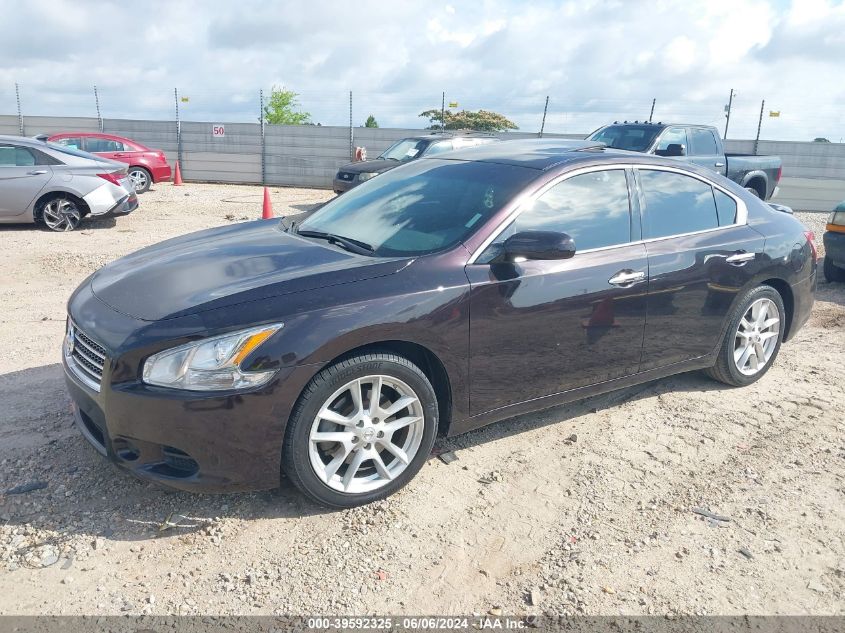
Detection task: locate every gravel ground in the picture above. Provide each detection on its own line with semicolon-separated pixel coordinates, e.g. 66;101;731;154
0;183;842;616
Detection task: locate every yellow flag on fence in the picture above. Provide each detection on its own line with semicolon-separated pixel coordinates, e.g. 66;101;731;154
769;110;780;117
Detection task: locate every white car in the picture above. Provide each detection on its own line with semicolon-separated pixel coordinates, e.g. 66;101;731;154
0;135;138;231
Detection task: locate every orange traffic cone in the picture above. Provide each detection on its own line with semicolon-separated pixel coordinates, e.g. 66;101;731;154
173;161;183;186
262;187;273;219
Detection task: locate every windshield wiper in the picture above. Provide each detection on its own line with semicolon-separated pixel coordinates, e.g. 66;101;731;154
296;229;375;256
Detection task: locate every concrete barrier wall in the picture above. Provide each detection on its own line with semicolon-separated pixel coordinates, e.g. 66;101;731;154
4;114;842;211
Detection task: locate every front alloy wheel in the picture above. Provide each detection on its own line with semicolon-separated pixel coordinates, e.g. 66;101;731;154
283;352;438;508
309;375;425;493
42;198;82;231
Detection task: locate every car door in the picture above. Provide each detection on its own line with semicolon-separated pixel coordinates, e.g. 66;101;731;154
0;144;53;219
465;167;648;415
687;128;727;176
635;167;764;370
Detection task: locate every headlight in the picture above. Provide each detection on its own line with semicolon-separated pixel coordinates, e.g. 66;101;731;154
827;210;845;227
142;323;283;391
357;172;378;182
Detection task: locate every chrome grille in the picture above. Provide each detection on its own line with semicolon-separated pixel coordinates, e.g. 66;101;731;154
67;323;106;390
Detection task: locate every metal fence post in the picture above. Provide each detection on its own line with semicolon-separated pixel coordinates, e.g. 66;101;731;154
15;83;23;135
649;98;656;122
260;89;266;185
94;85;103;132
754;99;764;156
539;96;549;138
724;89;734;139
174;88;183;168
349;90;353;161
441;91;446;131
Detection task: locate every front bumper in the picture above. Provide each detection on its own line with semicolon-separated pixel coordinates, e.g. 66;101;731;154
823;230;845;267
332;177;356;194
63;286;319;493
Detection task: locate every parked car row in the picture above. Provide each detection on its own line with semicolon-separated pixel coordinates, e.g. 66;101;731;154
0;131;171;231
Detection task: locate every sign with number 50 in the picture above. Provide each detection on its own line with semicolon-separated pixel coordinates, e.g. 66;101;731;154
212;124;225;138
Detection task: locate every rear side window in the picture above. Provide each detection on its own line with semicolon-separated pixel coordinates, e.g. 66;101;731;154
509;169;631;251
714;189;738;225
0;145;36;166
85;138;125;152
689;129;718;155
639;170;718;239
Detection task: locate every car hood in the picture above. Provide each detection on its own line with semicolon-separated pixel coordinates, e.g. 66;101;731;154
90;220;408;321
338;159;402;175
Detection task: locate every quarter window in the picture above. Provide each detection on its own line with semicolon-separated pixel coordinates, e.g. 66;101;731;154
639;170;718;239
689;129;718;155
506;169;632;252
714;189;738;225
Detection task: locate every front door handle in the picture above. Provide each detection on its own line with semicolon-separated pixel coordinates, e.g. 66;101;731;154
725;251;756;265
714;162;725;168
27;170;48;175
608;270;646;287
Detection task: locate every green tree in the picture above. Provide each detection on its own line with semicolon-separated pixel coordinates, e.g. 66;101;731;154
263;86;311;125
364;114;379;128
419;108;518;132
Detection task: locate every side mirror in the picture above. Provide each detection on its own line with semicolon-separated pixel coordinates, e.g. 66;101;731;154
664;143;685;157
501;230;576;262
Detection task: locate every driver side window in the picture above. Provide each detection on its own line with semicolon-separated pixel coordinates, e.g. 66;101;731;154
484;169;632;261
655;127;688;155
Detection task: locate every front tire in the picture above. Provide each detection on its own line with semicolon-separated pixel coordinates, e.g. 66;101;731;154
704;285;785;387
282;352;438;508
128;167;151;193
823;256;845;283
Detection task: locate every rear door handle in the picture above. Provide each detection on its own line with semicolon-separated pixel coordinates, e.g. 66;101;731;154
27;170;48;175
725;252;756;265
714;162;725;168
608;270;646;287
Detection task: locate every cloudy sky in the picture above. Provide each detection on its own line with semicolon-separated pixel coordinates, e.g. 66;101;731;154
1;0;843;141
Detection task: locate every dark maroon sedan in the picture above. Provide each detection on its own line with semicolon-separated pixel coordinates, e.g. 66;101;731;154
63;140;816;507
47;132;171;194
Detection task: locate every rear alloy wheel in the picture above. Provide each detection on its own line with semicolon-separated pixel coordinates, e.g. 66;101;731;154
705;286;785;387
41;197;82;232
283;353;438;507
128;167;151;194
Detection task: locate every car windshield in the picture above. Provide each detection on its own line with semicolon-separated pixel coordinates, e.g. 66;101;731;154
379;138;430;162
588;125;661;151
298;158;537;257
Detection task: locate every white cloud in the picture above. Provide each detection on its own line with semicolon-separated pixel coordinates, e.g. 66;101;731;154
0;0;842;141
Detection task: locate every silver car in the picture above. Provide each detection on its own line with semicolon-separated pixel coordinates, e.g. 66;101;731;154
0;135;138;231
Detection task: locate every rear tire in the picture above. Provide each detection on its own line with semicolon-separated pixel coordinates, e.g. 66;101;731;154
744;186;761;199
282;352;438;508
128;167;151;194
37;195;84;232
704;285;785;387
823;256;845;283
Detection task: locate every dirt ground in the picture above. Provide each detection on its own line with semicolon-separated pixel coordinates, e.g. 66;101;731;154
0;182;842;617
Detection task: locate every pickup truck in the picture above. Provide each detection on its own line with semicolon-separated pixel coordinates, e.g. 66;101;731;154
587;122;782;200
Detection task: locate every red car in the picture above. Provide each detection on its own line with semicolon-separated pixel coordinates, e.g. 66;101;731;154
45;132;171;194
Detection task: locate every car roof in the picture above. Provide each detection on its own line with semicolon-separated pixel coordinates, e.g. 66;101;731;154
0;135;50;148
425;138;657;170
401;133;497;141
